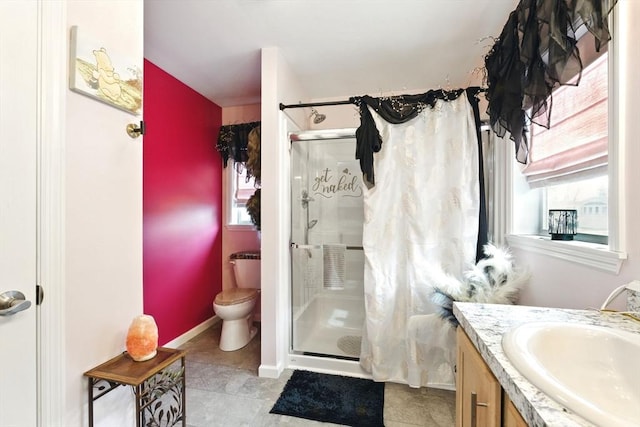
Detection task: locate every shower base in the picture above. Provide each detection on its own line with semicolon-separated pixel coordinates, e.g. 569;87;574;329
296;327;361;359
292;292;364;359
337;335;362;356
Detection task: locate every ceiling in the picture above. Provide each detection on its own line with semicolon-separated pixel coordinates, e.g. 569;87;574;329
144;0;519;107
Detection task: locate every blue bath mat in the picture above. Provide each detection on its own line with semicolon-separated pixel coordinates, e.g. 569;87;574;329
270;370;384;426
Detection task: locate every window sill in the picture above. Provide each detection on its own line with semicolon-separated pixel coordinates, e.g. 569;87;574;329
225;224;259;232
506;234;627;274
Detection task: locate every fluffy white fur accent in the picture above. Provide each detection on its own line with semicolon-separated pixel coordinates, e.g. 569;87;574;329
431;244;530;325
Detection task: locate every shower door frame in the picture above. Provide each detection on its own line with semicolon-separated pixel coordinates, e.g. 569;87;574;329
286;128;371;378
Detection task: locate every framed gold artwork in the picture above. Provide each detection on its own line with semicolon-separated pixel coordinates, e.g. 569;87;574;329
69;26;142;116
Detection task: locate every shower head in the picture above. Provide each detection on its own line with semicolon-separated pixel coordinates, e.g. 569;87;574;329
308;219;318;229
310;108;326;124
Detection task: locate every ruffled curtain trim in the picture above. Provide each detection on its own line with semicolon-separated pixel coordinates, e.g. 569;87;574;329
485;0;617;164
352;87;485;187
352;87;487;262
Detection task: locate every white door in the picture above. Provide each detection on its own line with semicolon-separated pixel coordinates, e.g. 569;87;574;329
0;1;39;425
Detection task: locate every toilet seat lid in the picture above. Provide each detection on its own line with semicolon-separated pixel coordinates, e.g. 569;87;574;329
214;288;258;306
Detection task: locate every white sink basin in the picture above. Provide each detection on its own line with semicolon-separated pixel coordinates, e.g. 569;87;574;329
502;322;640;427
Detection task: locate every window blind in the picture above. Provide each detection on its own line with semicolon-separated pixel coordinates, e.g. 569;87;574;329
523;52;608;188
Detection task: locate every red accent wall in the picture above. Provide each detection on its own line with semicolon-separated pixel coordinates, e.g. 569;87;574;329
143;60;223;345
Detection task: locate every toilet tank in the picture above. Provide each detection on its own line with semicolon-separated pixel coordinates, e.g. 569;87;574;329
230;251;261;289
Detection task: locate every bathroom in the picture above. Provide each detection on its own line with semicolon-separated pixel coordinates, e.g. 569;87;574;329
147;0;640;424
5;1;640;426
185;0;637;421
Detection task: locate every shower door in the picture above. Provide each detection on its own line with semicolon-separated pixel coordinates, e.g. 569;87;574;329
290;131;365;358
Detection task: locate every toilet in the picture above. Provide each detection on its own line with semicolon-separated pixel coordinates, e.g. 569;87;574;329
213;251;260;351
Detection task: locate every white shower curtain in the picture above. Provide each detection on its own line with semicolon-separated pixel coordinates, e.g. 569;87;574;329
359;93;480;388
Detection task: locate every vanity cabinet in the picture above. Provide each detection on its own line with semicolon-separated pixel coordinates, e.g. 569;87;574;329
503;396;528;427
456;327;528;427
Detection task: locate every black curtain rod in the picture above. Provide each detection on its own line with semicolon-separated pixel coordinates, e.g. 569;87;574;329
279;100;354;110
279;88;487;111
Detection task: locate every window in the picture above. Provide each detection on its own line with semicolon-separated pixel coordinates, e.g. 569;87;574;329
502;16;627;274
226;162;257;227
543;175;608;243
517;37;609;244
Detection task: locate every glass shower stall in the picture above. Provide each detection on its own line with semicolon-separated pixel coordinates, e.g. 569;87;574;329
290;130;365;359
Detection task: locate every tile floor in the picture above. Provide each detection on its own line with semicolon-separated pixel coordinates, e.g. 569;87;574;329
178;322;456;427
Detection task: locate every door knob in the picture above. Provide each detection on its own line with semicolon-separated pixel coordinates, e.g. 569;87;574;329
0;291;32;316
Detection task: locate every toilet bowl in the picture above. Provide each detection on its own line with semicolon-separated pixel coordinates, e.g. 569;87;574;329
213;252;260;351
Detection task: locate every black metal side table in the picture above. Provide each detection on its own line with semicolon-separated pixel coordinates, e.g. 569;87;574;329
84;347;186;427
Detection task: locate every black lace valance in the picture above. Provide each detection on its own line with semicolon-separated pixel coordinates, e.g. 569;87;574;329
216;121;261;168
352;87;485;187
485;0;617;163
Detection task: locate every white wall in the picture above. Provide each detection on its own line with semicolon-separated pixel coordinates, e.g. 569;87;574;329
513;1;640;311
65;1;143;425
259;47;308;377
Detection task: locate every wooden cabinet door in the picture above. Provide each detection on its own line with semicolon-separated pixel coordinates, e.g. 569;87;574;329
456;327;502;427
503;395;528;427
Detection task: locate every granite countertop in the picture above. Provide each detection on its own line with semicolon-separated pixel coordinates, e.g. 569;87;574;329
453;302;640;427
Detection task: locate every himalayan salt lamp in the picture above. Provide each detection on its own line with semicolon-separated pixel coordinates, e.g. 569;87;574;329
126;314;158;362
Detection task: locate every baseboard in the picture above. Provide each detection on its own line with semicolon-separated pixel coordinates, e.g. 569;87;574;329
162;316;220;349
258;361;284;379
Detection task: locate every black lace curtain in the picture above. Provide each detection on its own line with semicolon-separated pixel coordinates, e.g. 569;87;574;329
216;121;261;168
216;121;262;229
485;0;617;163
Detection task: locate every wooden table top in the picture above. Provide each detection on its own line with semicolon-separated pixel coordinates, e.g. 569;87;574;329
84;347;186;386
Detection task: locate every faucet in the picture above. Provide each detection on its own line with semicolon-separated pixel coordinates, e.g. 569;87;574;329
599;280;640;322
299;190;317;257
300;190;314;207
600;280;640;310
